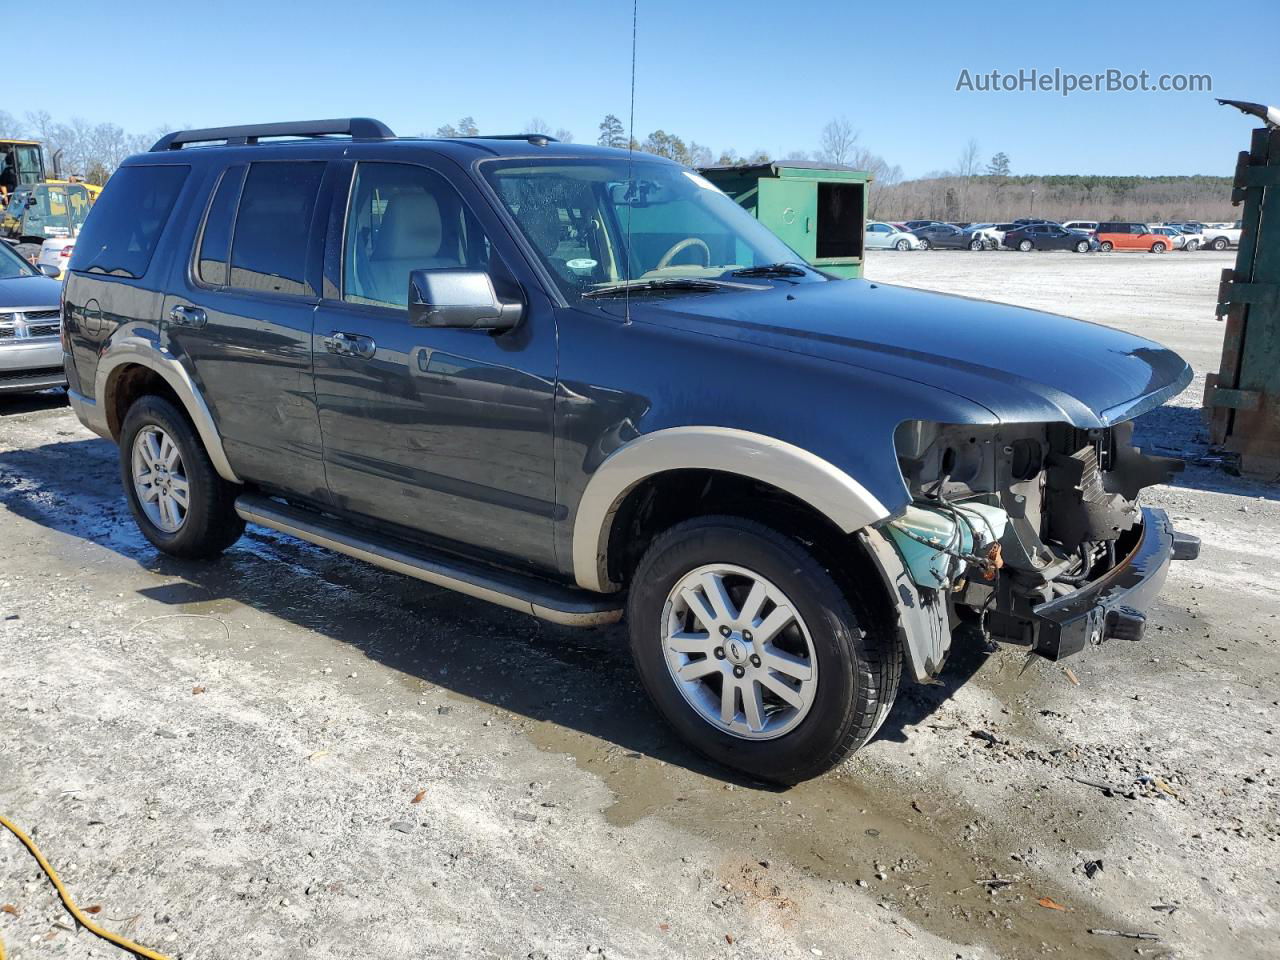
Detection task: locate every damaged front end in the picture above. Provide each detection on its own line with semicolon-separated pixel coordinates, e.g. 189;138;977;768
880;419;1200;677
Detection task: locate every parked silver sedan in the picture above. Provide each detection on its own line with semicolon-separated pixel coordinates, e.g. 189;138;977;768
864;221;922;251
0;241;65;394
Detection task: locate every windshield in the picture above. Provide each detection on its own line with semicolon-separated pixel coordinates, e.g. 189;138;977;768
481;157;819;301
0;239;38;279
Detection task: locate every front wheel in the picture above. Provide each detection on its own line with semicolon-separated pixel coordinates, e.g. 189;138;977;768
1018;239;1033;252
1075;240;1090;253
626;516;901;784
968;238;984;251
1099;240;1113;252
1211;236;1229;251
916;238;930;250
120;395;245;558
894;239;910;251
1151;241;1167;253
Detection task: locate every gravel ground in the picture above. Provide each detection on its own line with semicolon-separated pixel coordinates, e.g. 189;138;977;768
1;248;1276;960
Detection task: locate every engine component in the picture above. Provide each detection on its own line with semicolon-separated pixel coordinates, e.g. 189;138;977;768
886;501;1009;590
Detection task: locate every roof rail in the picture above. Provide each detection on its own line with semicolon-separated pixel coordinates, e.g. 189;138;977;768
461;133;558;146
150;118;396;152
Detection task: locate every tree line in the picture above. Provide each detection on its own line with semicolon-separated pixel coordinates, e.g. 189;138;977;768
1;109;1234;222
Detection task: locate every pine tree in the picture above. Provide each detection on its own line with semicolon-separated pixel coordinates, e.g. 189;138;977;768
597;115;626;149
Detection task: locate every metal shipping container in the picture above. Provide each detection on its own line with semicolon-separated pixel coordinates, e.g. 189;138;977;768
698;161;870;278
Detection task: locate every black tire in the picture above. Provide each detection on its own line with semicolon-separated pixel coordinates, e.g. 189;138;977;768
1075;240;1090;253
968;238;983;251
1018;239;1033;252
894;239;910;251
119;395;244;558
1211;236;1229;251
626;516;901;784
1099;240;1113;252
1151;241;1167;254
917;238;930;250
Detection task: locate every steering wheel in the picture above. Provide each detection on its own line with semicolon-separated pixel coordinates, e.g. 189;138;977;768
655;237;711;271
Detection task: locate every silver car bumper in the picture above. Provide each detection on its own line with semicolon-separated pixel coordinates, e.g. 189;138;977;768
0;338;66;392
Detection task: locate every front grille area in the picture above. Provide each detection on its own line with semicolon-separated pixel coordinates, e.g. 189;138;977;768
0;365;63;383
0;308;61;342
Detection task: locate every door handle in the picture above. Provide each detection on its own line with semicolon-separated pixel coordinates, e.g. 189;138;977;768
167;304;207;328
324;331;376;359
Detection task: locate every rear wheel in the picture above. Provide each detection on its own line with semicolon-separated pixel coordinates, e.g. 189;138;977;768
968;238;983;251
1099;240;1114;252
120;395;244;558
1018;239;1033;252
626;516;901;784
1151;241;1167;253
917;238;931;250
1211;236;1229;251
894;239;910;251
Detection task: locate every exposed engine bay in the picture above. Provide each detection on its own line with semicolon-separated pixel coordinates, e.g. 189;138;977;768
889;419;1191;661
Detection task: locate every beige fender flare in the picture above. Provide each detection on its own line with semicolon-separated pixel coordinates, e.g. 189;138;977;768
571;426;890;593
94;335;242;484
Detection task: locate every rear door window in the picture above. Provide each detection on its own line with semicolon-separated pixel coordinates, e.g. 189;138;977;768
69;164;189;279
228;162;324;296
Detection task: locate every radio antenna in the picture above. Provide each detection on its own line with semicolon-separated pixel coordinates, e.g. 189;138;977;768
624;0;638;324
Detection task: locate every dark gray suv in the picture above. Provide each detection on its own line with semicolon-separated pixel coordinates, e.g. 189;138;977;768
62;118;1198;783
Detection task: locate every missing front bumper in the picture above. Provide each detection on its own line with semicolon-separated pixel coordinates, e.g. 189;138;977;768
1031;507;1198;659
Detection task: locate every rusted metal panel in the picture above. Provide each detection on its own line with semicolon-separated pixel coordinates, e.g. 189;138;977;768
1205;125;1280;476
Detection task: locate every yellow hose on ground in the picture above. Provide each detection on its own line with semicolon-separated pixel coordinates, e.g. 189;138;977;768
0;813;173;960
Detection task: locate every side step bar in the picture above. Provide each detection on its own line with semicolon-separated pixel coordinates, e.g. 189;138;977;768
234;494;622;627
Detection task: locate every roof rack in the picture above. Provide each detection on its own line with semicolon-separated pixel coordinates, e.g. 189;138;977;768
462;133;558;146
150;118;395;152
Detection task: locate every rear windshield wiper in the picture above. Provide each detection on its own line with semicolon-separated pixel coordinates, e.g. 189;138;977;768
730;262;810;278
582;277;745;299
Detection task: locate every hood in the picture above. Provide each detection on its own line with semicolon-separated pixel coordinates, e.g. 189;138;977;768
0;274;62;310
625;279;1192;428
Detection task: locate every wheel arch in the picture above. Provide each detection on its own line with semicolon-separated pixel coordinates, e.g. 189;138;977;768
98;337;241;484
571;427;889;594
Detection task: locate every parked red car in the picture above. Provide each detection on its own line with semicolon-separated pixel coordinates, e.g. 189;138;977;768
1094;221;1172;253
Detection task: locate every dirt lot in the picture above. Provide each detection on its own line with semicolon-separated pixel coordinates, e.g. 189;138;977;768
1;249;1276;960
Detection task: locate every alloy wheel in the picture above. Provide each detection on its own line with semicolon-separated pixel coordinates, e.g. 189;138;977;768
132;426;189;533
661;564;818;740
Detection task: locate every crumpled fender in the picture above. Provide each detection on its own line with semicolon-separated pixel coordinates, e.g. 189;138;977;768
859;527;951;682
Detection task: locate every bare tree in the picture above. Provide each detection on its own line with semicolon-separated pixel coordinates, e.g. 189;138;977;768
553;128;574;144
524;117;551;135
956;138;982;179
819;117;858;166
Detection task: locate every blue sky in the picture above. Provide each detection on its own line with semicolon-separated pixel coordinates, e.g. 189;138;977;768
14;0;1276;178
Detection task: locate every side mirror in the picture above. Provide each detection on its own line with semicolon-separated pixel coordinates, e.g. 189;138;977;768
407;269;522;330
36;263;59;278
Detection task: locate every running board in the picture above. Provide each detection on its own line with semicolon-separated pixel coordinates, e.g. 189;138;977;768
234;494;622;627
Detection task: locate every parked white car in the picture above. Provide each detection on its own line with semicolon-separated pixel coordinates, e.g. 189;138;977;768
1150;226;1196;251
35;237;76;279
1062;220;1098;235
966;223;1006;249
1201;221;1242;251
864;221;922;251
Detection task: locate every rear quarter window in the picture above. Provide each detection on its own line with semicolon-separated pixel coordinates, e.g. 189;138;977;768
69;164;189;279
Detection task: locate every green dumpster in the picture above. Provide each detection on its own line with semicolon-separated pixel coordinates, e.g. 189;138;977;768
698;161;870;278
